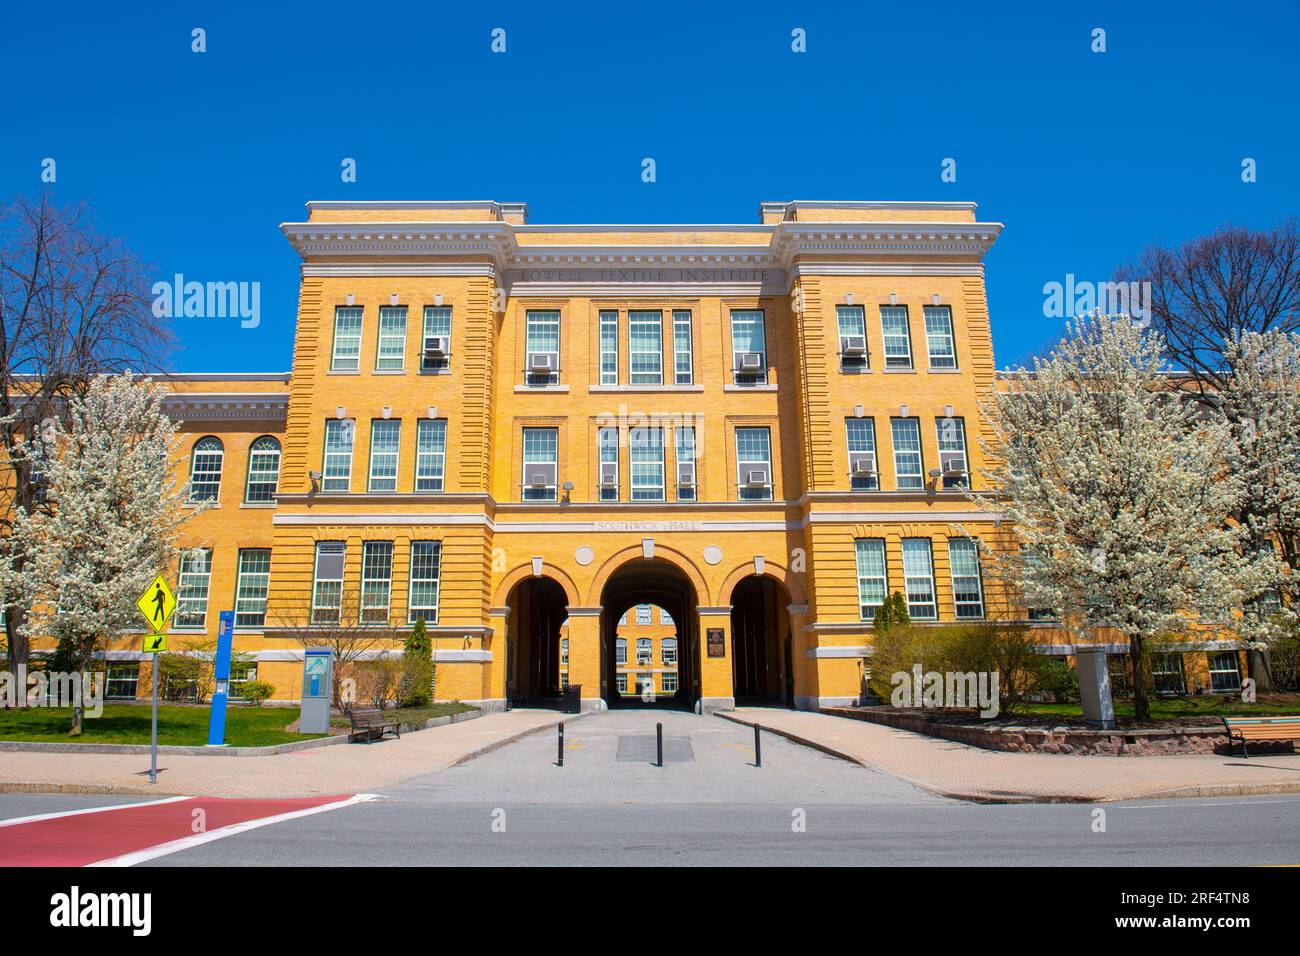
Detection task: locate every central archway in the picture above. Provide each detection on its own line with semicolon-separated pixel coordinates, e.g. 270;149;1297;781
504;576;569;707
598;558;700;710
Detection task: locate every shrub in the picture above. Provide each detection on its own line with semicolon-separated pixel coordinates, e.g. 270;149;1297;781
401;618;435;707
1036;657;1080;703
873;592;911;633
237;680;275;706
354;654;404;709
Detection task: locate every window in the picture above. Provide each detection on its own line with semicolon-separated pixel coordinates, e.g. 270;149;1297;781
616;638;627;664
599;310;619;385
189;437;224;502
175;548;213;627
672;310;693;384
662;636;677;664
367;420;401;492
415;419;448;492
629;426;665;501
598;426;619;502
636;637;652;662
902;538;937;620
948;538;985;619
560;639;569;665
1152;654;1186;694
846;418;879;491
628;310;663;385
660;608;673;625
1208;651;1242;692
524;310;560;384
1021;547;1057;621
229;662;257;700
854;539;888;621
311;541;346;624
331;305;363;371
661;672;678;694
675;425;697;501
616;674;628;694
375;305;407;371
837;305;868;369
924;305;957;369
736;427;773;500
730;309;767;383
361;541;393;623
936;417;969;489
408;541;442;624
880;305;913;368
891;418;925;490
636;604;652;625
421;306;451;371
105;663;140;700
245;436;281;503
322;419;355;493
521;427;558;501
234;548;271;628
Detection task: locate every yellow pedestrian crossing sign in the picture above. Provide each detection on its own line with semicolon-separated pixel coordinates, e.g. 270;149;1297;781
142;632;168;653
136;575;176;637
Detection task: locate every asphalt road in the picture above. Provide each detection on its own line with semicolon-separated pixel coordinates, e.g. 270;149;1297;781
3;711;1298;866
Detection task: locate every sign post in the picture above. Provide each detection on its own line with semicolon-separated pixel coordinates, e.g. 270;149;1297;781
207;611;235;747
135;575;177;785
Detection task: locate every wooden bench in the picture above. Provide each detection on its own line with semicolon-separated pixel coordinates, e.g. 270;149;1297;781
1222;716;1300;758
349;708;401;744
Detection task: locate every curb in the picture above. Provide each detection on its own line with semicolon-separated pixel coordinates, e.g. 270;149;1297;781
714;712;1300;805
446;710;591;768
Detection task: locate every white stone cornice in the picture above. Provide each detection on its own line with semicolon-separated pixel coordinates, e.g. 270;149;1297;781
161;392;289;422
280;221;514;269
771;221;1002;269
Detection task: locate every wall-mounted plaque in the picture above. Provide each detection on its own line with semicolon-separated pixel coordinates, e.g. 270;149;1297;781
707;628;725;658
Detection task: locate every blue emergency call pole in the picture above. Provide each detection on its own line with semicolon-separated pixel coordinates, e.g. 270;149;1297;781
206;610;235;747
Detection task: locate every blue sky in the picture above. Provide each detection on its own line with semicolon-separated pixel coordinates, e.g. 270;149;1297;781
4;0;1296;371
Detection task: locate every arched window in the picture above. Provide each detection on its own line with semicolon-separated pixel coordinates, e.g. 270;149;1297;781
189;437;224;502
661;637;677;665
615;638;627;664
245;436;281;503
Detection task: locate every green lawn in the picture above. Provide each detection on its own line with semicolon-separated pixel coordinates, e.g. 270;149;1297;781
0;704;324;747
1021;693;1300;724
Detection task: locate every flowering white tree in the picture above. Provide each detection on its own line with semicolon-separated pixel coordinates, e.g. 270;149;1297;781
972;314;1267;720
1;372;202;733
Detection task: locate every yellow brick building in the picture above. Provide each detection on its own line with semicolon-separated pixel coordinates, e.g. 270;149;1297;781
41;199;1250;711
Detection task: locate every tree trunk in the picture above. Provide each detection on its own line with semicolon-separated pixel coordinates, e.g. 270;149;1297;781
1247;649;1275;693
1130;634;1150;722
3;609;30;690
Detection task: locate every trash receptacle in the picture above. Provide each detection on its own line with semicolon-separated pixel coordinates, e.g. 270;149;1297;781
563;684;582;714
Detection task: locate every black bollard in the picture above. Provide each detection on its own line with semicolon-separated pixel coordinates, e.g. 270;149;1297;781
558;722;564;767
656;722;663;767
754;723;762;767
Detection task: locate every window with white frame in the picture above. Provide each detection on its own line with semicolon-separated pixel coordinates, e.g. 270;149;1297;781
524;310;560;383
730;309;768;383
902;538;937;619
415;419;447;492
105;662;140;700
628;310;663;385
368;420;401;492
175;548;213;627
924;305;957;369
616;637;627;663
1208;651;1241;692
311;541;346;624
846;418;879;491
229;662;257;700
599;310;619;385
560;639;569;665
672;310;693;384
675;425;696;501
189;436;224;502
661;672;678;693
322;419;355;492
375;305;407;371
360;541;393;623
854;538;888;621
629;426;665;501
616;673;628;694
660;608;673;625
935;417;969;489
234;548;271;627
836;305;868;369
662;636;677;664
891;418;925;490
245;436;281;503
636;637;652;663
736;426;773;500
408;541;442;623
331;305;363;371
636;604;652;625
880;305;913;368
1152;654;1186;694
422;306;451;371
948;538;985;619
598;426;619;502
1022;547;1057;621
521;427;558;501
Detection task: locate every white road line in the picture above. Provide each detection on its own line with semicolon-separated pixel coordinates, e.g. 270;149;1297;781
1117;798;1300;810
86;793;381;867
0;795;192;828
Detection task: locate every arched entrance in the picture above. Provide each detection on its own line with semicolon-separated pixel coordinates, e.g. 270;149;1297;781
505;576;569;707
598;558;699;710
730;576;794;707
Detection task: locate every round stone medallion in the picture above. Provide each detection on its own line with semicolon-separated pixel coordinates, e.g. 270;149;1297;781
575;546;595;566
703;545;723;566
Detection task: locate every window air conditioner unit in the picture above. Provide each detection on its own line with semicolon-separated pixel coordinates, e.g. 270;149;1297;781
746;467;771;487
735;351;764;372
527;352;556;373
849;451;876;476
527;463;557;487
599;462;618;487
840;335;867;357
677;461;696;486
424;336;449;356
940;452;968;476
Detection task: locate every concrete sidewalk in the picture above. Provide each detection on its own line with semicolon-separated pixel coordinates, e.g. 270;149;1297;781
0;710;578;798
721;708;1300;803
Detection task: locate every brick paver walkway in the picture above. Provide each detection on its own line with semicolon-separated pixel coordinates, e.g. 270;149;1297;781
723;708;1300;803
0;710;574;798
